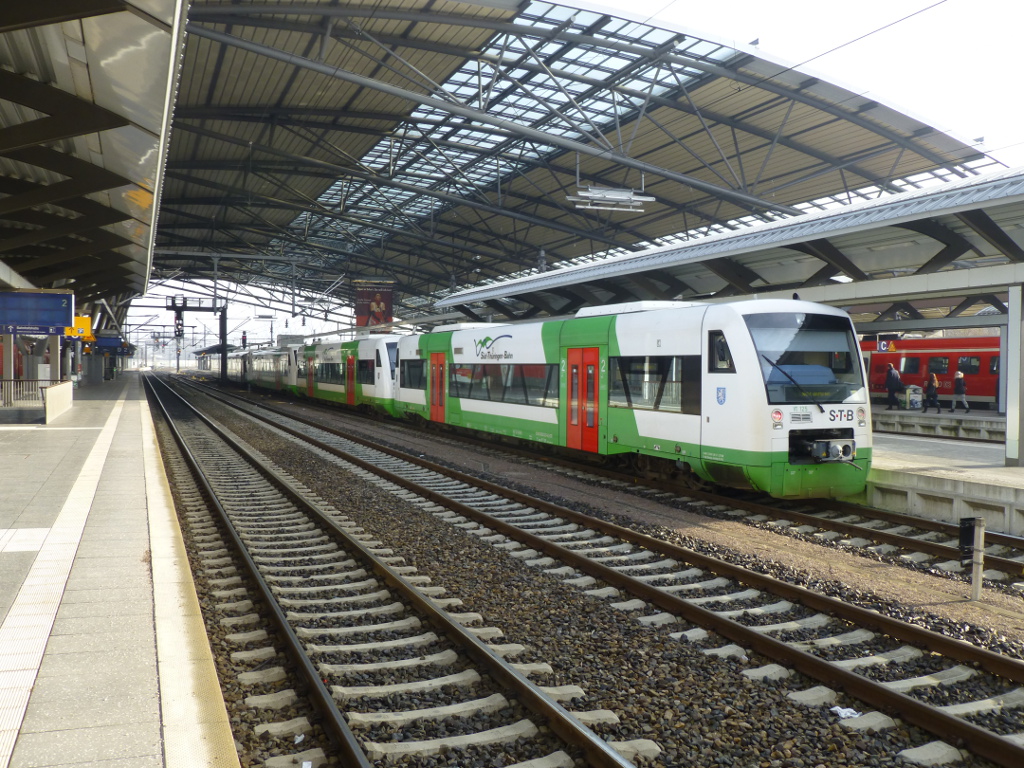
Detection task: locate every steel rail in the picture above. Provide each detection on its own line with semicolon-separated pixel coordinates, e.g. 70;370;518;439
425;426;1024;565
181;375;1024;572
173;378;1024;767
811;497;1024;553
144;375;372;768
158;376;636;768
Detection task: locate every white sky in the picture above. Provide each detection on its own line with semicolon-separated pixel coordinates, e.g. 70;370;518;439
127;0;1024;348
627;0;1024;167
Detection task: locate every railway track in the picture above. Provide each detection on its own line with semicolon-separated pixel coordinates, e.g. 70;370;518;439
186;374;1024;588
169;374;1024;767
146;375;644;768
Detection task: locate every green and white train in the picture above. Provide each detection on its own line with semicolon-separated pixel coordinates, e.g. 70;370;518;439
216;299;871;499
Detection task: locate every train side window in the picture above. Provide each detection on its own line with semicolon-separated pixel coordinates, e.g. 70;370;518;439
901;357;920;375
514;364;559;407
400;359;426;389
680;355;701;415
386;342;398;374
991;355;1000;375
356;359;375;384
928;356;949;375
957;356;980;374
708;331;735;373
609;356;690;412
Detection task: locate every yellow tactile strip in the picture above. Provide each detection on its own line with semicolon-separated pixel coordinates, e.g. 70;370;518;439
0;389;128;768
140;395;241;768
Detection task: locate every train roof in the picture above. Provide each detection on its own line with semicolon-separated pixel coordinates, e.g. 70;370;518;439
430;322;511;332
575;301;705;317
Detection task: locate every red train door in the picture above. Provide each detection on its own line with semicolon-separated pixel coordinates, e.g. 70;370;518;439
345;355;356;405
429;352;446;422
566;347;599;453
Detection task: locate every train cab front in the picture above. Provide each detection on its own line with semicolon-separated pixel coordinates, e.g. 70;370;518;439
746;309;872;499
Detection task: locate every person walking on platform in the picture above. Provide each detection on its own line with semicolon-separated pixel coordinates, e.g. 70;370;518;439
949;371;970;413
885;363;903;410
922;373;940;413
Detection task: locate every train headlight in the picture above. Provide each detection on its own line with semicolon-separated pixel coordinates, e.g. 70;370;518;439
857;407;867;426
771;409;783;430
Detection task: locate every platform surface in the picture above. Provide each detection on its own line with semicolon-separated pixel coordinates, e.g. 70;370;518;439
0;373;237;768
873;428;1024;490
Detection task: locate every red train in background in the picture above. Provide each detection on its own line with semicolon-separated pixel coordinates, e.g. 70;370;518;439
861;336;1001;410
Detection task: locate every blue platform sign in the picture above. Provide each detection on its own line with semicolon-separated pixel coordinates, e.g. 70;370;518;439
1;324;66;335
0;291;74;332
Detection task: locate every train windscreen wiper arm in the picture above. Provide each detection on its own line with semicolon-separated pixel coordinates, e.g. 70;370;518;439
761;354;825;413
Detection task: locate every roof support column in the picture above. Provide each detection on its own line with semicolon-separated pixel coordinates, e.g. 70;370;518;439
220;306;228;386
2;333;13;389
1006;284;1023;467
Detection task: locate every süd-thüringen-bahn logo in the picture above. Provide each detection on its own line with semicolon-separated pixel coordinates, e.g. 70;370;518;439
473;334;513;360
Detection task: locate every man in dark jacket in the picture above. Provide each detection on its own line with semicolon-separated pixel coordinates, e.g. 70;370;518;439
949;371;970;413
885;363;902;410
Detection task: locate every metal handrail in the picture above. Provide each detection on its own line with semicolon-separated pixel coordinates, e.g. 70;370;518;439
0;378;62;407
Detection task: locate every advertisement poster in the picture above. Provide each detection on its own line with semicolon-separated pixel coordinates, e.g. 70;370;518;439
353;280;395;327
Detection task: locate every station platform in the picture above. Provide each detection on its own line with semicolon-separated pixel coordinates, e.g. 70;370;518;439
0;374;238;768
866;410;1024;536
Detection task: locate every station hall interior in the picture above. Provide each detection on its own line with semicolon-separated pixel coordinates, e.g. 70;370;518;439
1;0;1024;464
8;4;1024;768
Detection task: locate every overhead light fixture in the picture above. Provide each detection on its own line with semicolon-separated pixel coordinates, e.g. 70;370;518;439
566;185;655;211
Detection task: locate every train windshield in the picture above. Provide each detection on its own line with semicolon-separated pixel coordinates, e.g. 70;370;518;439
744;313;866;404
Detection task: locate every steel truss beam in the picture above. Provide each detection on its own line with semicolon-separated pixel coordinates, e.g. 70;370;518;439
0;0;125;34
187;25;801;217
189;4;971;177
168;123;635;252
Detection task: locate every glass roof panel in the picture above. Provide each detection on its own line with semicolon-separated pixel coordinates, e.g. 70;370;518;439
260;0;999;308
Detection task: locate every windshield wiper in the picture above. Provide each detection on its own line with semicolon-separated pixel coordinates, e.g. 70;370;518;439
761;354;825;413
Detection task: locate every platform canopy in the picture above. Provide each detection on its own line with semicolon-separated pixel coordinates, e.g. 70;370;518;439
0;1;1007;330
151;0;998;326
0;1;186;329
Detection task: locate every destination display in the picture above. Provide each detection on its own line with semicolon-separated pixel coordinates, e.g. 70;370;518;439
0;290;74;332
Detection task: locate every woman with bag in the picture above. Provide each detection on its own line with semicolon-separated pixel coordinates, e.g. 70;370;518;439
922;373;940;413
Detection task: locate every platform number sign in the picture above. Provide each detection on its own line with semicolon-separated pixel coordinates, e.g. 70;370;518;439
0;290;74;335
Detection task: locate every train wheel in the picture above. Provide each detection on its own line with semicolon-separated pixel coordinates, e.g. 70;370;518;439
675;462;713;492
629;453;651;475
681;474;713;493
